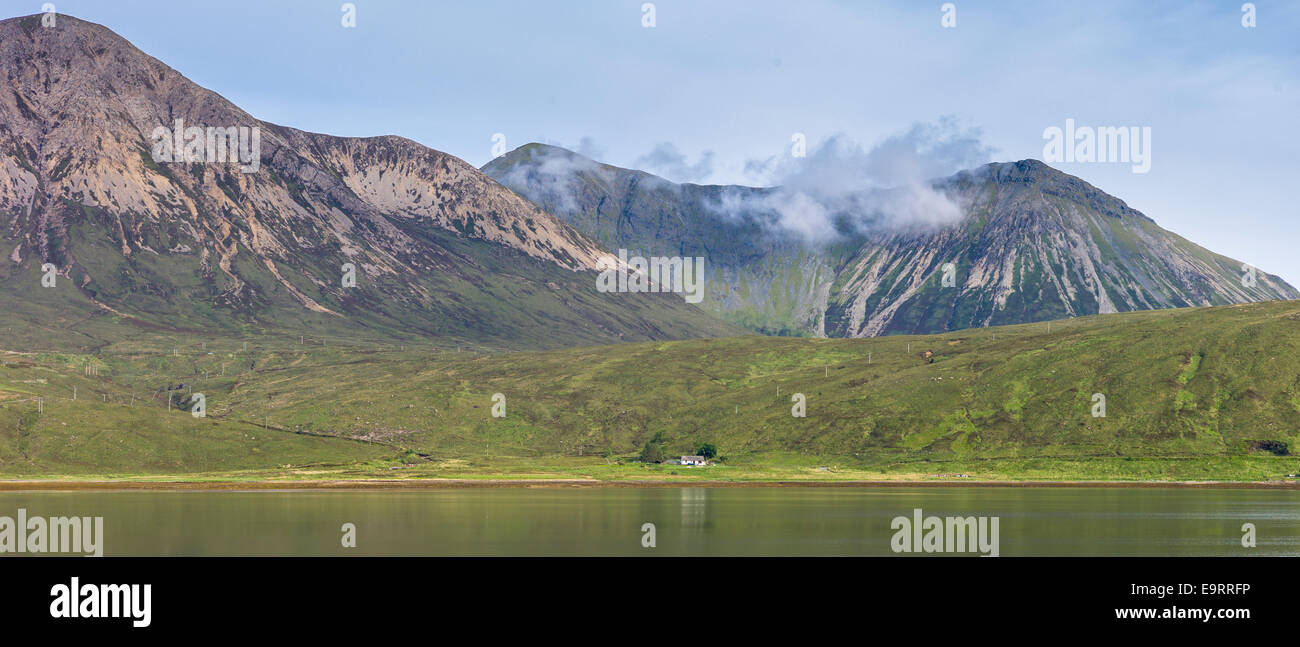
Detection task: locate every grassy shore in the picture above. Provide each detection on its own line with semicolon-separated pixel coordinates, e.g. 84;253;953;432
5;300;1300;484
2;454;1298;487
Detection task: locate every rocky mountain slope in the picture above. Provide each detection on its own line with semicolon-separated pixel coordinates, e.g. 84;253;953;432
0;14;743;349
485;144;1298;337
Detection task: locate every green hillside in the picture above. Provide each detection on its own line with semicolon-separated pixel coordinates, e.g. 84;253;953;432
3;300;1300;482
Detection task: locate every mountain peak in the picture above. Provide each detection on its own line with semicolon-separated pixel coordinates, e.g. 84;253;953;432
7;12;100;30
487;149;1298;338
962;158;1077;184
945;158;1149;225
511;142;583;158
486;143;616;178
3;13;158;69
0;14;742;348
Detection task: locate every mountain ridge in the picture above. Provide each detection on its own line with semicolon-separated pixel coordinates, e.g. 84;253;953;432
484;144;1298;338
0;14;745;349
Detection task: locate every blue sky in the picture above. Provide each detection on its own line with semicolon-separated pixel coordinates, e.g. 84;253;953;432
7;0;1299;284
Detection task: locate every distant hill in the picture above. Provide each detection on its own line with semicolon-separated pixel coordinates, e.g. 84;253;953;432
485;143;1298;337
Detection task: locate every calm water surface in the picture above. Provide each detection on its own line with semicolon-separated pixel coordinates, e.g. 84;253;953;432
1;487;1296;556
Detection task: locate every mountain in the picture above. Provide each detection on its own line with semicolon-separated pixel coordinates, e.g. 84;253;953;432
0;14;744;350
483;143;840;336
484;143;1299;337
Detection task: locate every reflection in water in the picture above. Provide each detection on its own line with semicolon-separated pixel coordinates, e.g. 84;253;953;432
0;487;1295;557
681;488;707;529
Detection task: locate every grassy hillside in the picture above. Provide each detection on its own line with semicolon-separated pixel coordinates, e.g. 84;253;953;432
0;209;748;352
3;300;1300;481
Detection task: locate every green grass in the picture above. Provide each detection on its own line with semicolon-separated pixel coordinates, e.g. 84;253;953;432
3;300;1300;481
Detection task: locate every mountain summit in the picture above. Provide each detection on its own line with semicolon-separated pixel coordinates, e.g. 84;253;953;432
485;144;1298;337
0;15;742;348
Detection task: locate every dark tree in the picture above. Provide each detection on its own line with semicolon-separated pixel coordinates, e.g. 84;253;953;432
639;440;664;463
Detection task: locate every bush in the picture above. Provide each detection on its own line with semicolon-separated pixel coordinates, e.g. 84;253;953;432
639;440;664;463
1251;440;1289;456
696;442;717;459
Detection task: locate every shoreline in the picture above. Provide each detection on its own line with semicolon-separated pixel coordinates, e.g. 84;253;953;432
1;478;1299;491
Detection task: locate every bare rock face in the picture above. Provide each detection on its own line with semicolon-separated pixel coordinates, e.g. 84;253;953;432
824;160;1298;337
0;14;741;348
488;146;1299;338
